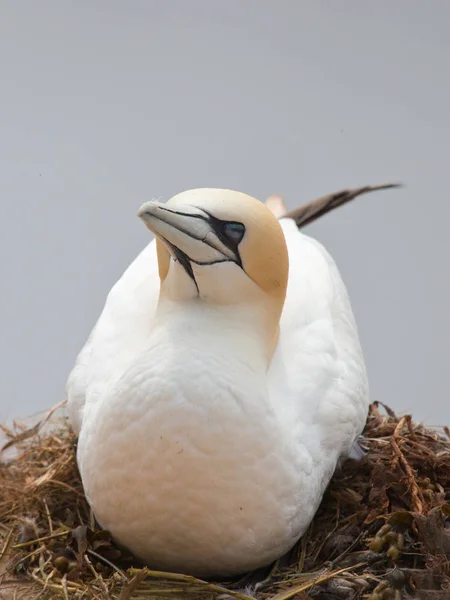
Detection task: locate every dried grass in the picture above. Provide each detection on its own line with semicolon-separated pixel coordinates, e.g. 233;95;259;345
1;402;449;600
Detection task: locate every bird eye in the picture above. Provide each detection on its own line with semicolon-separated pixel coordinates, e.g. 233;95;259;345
223;222;245;244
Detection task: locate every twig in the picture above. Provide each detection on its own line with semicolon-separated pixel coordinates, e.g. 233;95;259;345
119;568;149;600
87;549;128;581
11;546;45;569
267;564;365;600
297;530;309;573
329;532;364;567
405;415;418;441
61;574;70;600
84;553;111;599
1;400;67;452
12;529;70;550
30;569;85;592
0;528;14;562
127;568;257;600
390;417;424;513
42;499;53;534
311;504;341;564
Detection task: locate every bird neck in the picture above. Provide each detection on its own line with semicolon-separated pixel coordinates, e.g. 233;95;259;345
154;297;279;370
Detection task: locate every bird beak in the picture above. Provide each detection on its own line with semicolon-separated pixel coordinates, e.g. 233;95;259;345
137;201;237;265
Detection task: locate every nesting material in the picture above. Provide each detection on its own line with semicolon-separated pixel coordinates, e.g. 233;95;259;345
0;402;449;600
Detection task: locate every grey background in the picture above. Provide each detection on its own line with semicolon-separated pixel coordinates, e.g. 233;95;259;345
1;2;448;425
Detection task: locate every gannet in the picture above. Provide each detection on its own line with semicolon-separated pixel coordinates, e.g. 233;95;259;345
67;187;381;577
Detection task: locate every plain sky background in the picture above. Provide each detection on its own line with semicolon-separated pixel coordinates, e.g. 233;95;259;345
1;2;449;425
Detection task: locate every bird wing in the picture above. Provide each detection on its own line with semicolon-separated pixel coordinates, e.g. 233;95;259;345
268;218;369;466
264;184;396;463
66;240;160;433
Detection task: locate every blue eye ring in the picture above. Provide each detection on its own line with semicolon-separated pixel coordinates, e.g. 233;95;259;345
223;222;245;244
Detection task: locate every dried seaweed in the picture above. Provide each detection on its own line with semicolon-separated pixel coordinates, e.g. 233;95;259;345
1;402;449;600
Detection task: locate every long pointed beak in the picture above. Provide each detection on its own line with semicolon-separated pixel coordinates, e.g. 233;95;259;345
137;201;237;265
137;201;205;240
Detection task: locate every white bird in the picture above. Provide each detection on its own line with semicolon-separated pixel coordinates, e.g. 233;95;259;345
66;186;393;578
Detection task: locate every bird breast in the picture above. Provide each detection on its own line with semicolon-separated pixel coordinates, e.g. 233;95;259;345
76;317;324;576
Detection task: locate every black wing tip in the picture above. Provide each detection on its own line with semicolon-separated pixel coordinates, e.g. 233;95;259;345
365;182;403;191
284;182;404;228
342;183;404;197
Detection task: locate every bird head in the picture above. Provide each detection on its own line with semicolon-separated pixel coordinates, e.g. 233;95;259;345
138;189;289;327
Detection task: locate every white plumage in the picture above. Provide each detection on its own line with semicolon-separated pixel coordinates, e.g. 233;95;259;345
67;188;369;577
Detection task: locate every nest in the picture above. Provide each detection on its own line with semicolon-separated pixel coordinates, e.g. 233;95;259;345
0;402;449;600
